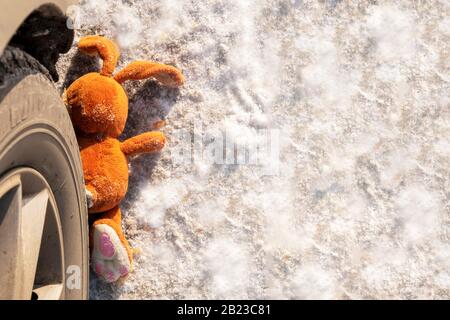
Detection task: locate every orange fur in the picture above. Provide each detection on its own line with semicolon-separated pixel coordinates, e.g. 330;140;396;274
114;61;185;87
65;36;184;281
66;73;128;137
120;131;166;157
78;36;119;76
79;136;129;213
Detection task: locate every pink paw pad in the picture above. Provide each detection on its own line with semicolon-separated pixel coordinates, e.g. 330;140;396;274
105;270;116;282
119;265;129;277
94;262;104;275
99;232;115;258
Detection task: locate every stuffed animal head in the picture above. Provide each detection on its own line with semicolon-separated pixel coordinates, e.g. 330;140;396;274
65;36;184;138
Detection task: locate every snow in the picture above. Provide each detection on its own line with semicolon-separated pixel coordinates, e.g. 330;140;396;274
366;5;417;62
57;0;450;299
395;185;442;243
134;178;189;228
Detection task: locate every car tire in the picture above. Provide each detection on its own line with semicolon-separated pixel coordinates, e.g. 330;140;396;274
0;46;88;300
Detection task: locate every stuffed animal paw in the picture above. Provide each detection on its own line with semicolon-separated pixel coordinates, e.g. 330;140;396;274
64;35;184;283
91;207;132;283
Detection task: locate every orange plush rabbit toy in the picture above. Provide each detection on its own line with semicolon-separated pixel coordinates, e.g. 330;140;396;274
64;35;184;283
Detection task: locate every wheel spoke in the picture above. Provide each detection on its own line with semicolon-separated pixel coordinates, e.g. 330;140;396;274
20;189;49;298
0;177;22;299
0;168;72;300
32;284;64;300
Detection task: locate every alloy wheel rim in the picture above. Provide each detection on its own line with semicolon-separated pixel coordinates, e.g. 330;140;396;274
0;167;65;300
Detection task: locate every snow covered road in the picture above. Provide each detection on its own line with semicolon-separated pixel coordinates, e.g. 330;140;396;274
57;0;450;299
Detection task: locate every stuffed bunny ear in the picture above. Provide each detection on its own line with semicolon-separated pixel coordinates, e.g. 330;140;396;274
78;36;120;76
113;61;184;87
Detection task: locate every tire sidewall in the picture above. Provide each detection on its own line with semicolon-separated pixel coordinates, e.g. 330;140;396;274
0;73;89;299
